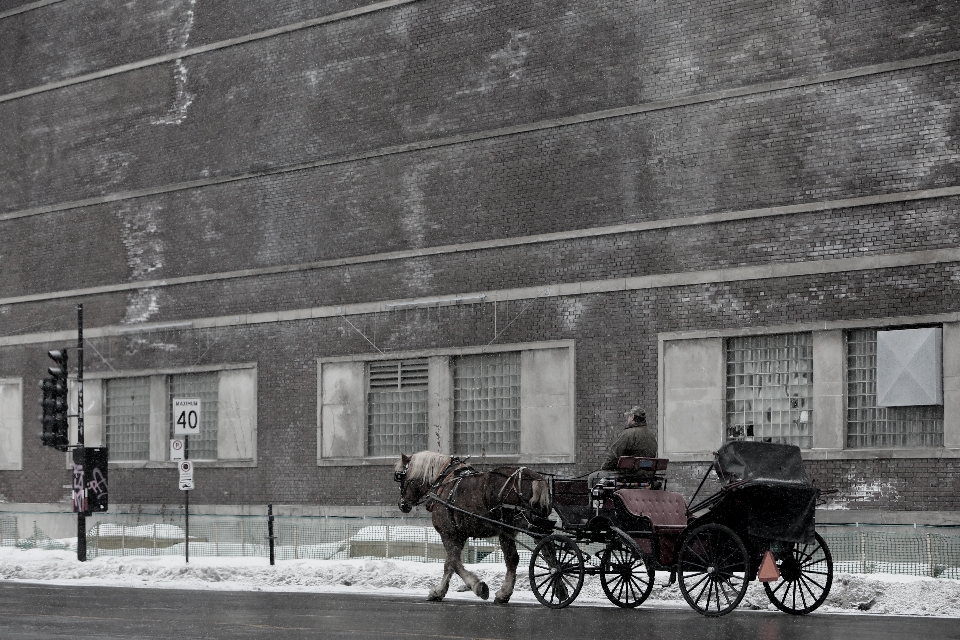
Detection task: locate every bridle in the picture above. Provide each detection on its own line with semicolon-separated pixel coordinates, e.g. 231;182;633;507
395;456;471;512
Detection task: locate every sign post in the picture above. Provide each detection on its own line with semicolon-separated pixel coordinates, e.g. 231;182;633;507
172;398;200;563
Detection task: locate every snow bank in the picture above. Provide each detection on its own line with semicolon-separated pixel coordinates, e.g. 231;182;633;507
0;546;957;616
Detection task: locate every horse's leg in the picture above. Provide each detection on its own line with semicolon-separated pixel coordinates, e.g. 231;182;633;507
444;537;489;600
428;533;461;601
431;537;490;600
494;532;519;604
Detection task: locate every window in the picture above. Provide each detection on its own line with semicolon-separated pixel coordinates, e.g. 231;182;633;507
105;377;152;461
169;372;219;461
318;342;574;464
89;365;257;466
367;359;428;456
453;352;521;455
0;379;23;471
846;329;943;448
725;333;813;449
663;318;959;458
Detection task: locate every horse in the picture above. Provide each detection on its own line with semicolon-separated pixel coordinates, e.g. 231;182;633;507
394;451;552;604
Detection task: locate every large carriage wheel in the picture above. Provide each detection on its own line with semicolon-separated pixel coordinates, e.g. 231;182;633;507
599;527;655;608
677;523;750;617
763;532;833;615
528;534;585;609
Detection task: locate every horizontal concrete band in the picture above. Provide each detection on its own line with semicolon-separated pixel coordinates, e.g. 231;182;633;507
3;185;959;308
3;246;959;347
0;0;64;20
3;50;960;224
0;0;420;103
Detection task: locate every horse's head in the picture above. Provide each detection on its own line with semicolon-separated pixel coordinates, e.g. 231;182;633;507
395;452;423;513
394;451;451;513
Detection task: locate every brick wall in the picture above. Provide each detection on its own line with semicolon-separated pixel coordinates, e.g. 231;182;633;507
2;0;959;515
3;262;960;508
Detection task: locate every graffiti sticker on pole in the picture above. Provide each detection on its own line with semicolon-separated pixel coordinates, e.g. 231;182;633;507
172;398;201;435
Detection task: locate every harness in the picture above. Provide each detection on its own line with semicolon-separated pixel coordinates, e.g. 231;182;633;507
396;459;549;536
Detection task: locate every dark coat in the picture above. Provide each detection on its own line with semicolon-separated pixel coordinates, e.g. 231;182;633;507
600;425;658;470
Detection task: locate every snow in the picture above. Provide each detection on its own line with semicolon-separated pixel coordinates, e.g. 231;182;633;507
1;545;958;616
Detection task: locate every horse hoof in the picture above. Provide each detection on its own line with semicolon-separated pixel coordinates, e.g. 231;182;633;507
427;591;444;601
475;582;489;600
494;595;511;605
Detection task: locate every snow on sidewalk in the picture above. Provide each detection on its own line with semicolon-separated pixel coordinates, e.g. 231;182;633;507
0;546;958;617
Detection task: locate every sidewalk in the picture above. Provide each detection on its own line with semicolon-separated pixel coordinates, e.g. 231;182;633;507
1;546;958;617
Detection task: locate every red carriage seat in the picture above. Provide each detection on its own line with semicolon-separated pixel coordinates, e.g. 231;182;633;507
614;489;688;565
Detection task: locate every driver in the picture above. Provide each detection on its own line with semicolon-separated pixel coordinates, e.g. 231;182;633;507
600;406;657;470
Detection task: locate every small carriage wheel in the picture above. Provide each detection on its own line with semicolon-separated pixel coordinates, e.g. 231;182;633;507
677;523;750;617
599;528;655;608
763;532;834;615
528;534;585;609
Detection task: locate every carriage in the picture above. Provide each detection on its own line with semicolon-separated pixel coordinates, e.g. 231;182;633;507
530;440;834;616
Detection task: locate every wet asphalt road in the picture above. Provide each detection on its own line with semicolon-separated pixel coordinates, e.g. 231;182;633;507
0;582;958;640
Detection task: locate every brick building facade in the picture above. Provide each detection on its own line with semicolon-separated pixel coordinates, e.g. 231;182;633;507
1;0;959;525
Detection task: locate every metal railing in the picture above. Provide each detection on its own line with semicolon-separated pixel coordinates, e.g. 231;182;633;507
3;513;959;578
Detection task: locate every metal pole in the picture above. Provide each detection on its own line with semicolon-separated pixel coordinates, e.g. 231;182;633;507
185;434;189;563
268;504;275;566
77;304;86;562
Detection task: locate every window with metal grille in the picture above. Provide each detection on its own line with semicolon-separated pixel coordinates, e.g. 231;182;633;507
367;360;428;456
169;372;219;460
725;333;813;449
846;329;943;448
105;377;151;461
453;352;520;455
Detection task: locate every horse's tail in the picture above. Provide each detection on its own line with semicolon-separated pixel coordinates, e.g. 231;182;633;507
529;478;551;517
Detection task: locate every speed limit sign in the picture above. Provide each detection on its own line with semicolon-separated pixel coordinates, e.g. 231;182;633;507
173;398;202;435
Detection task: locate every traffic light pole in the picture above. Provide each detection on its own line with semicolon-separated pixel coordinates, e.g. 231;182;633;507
76;304;85;562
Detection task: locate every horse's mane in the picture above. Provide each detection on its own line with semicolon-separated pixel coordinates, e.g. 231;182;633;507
399;451;452;483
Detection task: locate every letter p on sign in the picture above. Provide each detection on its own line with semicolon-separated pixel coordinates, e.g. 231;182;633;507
173;398;202;435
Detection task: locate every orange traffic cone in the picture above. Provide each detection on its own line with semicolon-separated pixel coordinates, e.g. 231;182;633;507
758;550;781;582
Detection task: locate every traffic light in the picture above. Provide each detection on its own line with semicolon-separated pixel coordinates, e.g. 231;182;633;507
40;349;69;451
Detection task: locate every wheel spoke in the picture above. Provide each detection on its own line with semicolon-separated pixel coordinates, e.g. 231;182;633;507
704;580;714;612
617;578;629;601
769;578;789;596
798;574;820;603
689;536;711;566
696;577;713;608
534;574;552;592
685;572;712;594
798;572;826;593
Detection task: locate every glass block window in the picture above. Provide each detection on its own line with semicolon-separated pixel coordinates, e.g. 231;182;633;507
105;377;151;461
453;352;521;455
367;360;428;456
726;333;813;449
169;372;219;460
846;329;943;448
